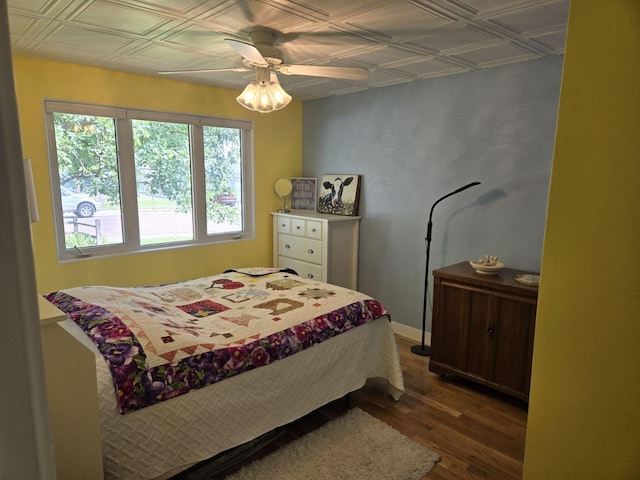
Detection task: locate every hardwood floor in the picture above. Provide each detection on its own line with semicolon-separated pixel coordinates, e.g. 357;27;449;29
357;335;528;479
181;334;528;480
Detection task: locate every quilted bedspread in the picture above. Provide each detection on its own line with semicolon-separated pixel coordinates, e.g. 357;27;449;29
45;268;387;414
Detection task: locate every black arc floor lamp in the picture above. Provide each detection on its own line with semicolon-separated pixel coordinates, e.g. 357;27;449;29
411;181;482;357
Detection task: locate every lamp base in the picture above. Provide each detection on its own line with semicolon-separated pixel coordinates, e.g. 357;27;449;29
411;345;431;357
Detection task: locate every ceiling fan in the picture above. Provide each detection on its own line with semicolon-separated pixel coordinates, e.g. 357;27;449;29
158;30;369;112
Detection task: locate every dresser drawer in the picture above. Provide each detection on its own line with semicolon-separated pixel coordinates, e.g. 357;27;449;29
277;217;291;234
305;220;322;239
278;257;324;281
289;219;322;239
278;234;322;264
291;218;306;235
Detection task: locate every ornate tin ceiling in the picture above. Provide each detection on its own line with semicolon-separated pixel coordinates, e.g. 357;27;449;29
8;0;569;100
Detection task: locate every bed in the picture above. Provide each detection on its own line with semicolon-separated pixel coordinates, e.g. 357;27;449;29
43;267;404;480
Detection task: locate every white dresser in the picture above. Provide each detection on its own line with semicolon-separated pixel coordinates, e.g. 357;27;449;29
272;211;360;290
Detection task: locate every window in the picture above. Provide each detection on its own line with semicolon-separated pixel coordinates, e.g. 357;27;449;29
45;101;254;261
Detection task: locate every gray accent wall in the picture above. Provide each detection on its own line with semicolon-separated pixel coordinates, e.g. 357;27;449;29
302;56;563;333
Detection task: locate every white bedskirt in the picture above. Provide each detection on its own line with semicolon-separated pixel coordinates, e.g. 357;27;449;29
61;316;404;480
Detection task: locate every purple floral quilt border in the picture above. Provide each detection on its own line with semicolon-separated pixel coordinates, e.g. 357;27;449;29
45;291;386;414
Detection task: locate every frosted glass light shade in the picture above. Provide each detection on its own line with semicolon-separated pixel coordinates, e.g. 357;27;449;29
266;82;292;110
236;75;292;113
236;81;261;111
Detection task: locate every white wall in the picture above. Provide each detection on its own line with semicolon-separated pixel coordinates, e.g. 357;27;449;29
0;1;55;478
303;56;563;334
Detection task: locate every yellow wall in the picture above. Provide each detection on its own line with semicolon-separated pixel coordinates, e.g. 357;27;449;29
524;2;640;478
13;56;302;293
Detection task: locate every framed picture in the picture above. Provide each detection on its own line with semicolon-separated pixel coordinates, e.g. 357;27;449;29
317;174;361;216
290;177;317;210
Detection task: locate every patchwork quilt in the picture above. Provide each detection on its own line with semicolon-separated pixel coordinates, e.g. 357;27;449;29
45;268;387;414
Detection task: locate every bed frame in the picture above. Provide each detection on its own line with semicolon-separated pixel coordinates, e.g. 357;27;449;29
39;266;407;480
39;296;104;479
39;289;403;480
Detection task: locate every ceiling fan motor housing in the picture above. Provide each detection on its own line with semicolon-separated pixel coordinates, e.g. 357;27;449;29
256;67;271;86
249;31;283;66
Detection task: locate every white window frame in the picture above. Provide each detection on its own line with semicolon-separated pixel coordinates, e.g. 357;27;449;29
44;100;254;262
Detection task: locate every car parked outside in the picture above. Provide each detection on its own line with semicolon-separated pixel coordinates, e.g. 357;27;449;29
215;193;237;206
61;186;101;217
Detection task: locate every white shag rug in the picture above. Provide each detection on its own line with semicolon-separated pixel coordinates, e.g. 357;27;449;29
225;408;440;480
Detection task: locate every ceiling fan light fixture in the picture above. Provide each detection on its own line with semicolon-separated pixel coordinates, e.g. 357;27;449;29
236;71;291;113
236;81;260;110
267;80;292;110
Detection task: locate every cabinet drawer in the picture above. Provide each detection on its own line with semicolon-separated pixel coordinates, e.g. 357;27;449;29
277;256;324;281
277;217;291;233
305;220;322;239
288;219;322;239
278;234;322;264
291;218;306;236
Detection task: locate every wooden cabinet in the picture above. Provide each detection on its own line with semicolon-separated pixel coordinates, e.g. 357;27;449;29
272;211;360;290
429;262;538;402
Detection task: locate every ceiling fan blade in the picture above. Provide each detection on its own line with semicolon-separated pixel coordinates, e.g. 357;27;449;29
224;39;269;67
158;67;252;75
277;64;369;80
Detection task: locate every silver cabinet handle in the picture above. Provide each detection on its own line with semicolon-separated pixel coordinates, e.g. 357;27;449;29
285;244;291;249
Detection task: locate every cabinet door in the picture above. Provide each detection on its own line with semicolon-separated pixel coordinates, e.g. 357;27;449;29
431;280;465;369
466;289;493;379
489;297;536;394
432;282;491;378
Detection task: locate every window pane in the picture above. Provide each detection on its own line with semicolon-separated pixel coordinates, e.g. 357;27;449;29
52;112;123;250
203;126;242;235
132;120;194;245
47;101;254;261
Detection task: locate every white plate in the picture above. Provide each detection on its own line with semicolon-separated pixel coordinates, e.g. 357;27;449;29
515;274;540;286
469;260;504;274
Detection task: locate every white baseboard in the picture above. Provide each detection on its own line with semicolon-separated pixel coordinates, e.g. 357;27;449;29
390;322;431;346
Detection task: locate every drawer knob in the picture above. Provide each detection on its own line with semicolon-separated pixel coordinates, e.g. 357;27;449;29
307;273;314;278
281;223;286;227
307;249;314;254
285;244;291;249
311;228;317;232
296;225;301;230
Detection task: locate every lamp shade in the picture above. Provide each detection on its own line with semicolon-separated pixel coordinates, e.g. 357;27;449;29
236;71;291;113
266;80;292;110
236;81;261;111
